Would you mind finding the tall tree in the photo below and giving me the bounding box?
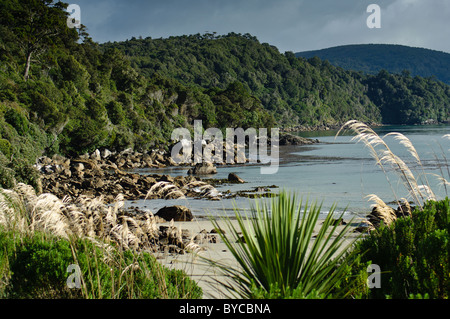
[0,0,75,80]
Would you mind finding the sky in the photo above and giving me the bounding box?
[71,0,450,54]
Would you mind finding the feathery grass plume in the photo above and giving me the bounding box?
[0,189,29,232]
[385,132,436,200]
[146,181,185,199]
[337,121,402,206]
[434,174,450,188]
[366,193,389,209]
[30,193,71,238]
[337,120,435,210]
[436,140,450,196]
[141,212,159,245]
[183,181,221,199]
[203,191,360,299]
[365,194,397,227]
[1,183,161,252]
[13,183,38,213]
[385,132,421,163]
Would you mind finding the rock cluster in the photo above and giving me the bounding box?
[355,202,414,233]
[36,150,221,203]
[127,206,221,255]
[279,133,320,146]
[187,162,217,175]
[155,224,222,255]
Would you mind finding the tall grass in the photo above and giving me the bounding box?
[337,120,449,211]
[0,183,162,250]
[204,191,360,299]
[0,183,202,299]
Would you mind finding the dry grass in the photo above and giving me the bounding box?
[145,180,221,200]
[0,184,162,252]
[146,181,186,200]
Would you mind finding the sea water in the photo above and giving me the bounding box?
[126,125,450,219]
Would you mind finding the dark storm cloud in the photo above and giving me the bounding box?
[72,0,450,53]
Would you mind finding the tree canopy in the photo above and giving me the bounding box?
[0,0,449,180]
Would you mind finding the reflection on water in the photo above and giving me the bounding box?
[127,125,450,219]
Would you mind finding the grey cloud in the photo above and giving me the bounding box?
[73,0,450,53]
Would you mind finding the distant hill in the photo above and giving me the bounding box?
[104,36,450,127]
[296,44,450,85]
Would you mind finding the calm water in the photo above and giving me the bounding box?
[126,125,450,219]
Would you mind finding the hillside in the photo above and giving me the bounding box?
[102,34,383,127]
[295,44,450,85]
[103,35,450,127]
[0,1,274,190]
[0,1,449,190]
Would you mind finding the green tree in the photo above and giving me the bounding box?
[0,0,77,80]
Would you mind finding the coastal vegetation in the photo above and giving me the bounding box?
[353,198,450,299]
[0,1,449,300]
[206,191,360,299]
[0,183,202,299]
[202,122,450,299]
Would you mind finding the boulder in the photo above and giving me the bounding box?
[90,149,101,161]
[329,218,347,226]
[187,162,217,175]
[72,162,85,172]
[155,205,193,222]
[228,172,245,183]
[101,149,113,159]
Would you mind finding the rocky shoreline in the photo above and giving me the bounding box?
[37,133,319,203]
[38,150,232,204]
[280,122,382,133]
[29,134,327,255]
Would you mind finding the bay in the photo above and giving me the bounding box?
[126,125,450,220]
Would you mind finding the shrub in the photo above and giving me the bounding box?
[4,107,29,136]
[352,198,450,299]
[0,165,16,190]
[106,100,126,125]
[0,231,202,299]
[0,138,12,159]
[7,158,41,193]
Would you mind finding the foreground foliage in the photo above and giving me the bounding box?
[206,191,360,299]
[352,198,450,299]
[0,185,202,299]
[0,230,202,299]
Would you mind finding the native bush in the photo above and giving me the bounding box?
[0,164,15,190]
[0,231,202,299]
[0,138,12,159]
[3,107,28,136]
[352,198,450,299]
[7,158,41,193]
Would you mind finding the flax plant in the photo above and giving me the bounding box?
[205,191,359,299]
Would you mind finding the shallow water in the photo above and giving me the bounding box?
[126,125,450,219]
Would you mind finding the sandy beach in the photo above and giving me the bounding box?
[154,216,364,299]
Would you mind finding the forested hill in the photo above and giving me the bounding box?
[102,34,382,128]
[295,44,450,85]
[102,35,450,128]
[0,0,450,191]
